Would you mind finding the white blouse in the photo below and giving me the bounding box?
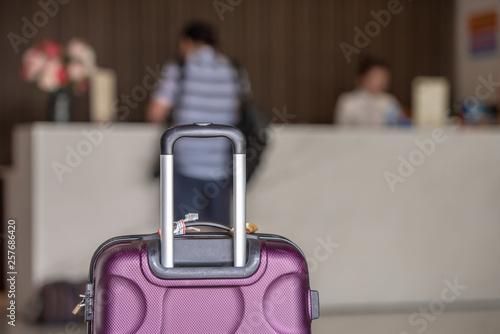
[335,89,403,126]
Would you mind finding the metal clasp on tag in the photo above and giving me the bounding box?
[173,213,199,235]
[159,213,199,237]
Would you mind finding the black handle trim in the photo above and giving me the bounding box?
[147,238,261,279]
[160,123,246,155]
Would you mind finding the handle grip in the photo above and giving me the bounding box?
[160,123,247,269]
[161,122,246,155]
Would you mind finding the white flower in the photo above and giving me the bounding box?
[67,38,96,77]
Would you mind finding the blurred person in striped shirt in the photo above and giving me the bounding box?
[147,21,251,226]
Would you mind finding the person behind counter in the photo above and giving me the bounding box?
[146,21,251,226]
[334,57,406,126]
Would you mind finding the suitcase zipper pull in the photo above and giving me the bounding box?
[72,294,86,315]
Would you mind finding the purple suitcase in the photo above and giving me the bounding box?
[81,123,320,333]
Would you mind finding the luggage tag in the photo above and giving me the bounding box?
[158,214,258,236]
[158,213,200,237]
[173,213,199,235]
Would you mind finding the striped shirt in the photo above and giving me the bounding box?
[153,46,250,180]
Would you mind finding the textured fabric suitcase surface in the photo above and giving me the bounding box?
[81,123,320,333]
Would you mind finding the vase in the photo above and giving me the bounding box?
[48,88,72,122]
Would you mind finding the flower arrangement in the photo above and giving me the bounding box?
[21,39,96,94]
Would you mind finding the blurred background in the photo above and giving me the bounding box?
[0,0,460,160]
[0,0,499,333]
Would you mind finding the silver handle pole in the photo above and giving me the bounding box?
[160,155,174,268]
[160,123,247,269]
[233,154,247,267]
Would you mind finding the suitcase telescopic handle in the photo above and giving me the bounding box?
[159,123,247,269]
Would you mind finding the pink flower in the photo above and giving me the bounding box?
[41,40,63,59]
[21,48,48,82]
[20,38,96,94]
[37,59,64,92]
[58,65,69,86]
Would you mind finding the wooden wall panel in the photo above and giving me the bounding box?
[0,0,455,164]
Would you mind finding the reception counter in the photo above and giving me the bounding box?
[5,123,500,311]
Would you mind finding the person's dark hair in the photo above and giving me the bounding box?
[357,57,390,77]
[181,21,217,46]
